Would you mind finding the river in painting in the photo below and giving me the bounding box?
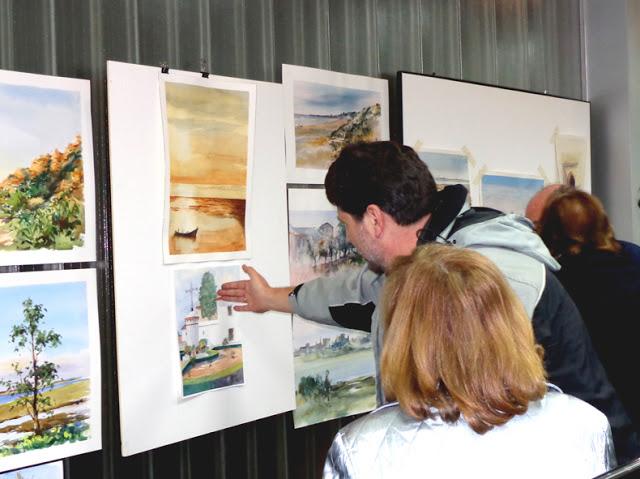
[169,196,245,255]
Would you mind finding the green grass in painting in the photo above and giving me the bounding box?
[0,379,89,423]
[294,375,377,428]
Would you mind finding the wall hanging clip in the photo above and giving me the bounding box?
[200,59,210,78]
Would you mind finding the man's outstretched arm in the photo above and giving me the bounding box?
[217,264,295,313]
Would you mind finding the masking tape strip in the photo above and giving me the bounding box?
[472,164,487,187]
[537,166,551,184]
[461,145,476,169]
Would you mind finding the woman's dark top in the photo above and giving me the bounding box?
[556,240,640,430]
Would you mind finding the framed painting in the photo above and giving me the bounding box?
[283,65,389,184]
[480,172,544,216]
[0,269,100,472]
[288,186,376,428]
[0,461,62,479]
[172,264,246,398]
[399,71,591,206]
[160,75,256,264]
[0,69,96,266]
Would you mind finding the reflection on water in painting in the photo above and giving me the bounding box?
[169,196,245,254]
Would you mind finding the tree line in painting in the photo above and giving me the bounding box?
[327,103,381,153]
[0,298,89,456]
[0,137,84,251]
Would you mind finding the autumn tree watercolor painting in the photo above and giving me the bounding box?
[0,71,95,266]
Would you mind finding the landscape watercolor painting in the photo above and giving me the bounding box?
[0,70,95,266]
[161,77,255,263]
[293,81,381,170]
[417,150,471,192]
[283,65,389,183]
[288,187,376,428]
[174,265,245,398]
[0,461,62,479]
[555,134,588,189]
[481,173,544,216]
[0,270,100,473]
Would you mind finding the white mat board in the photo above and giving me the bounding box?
[107,61,295,457]
[400,72,591,206]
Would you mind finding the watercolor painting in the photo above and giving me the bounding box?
[174,265,245,398]
[293,81,381,170]
[288,187,376,428]
[417,150,471,192]
[0,70,95,266]
[0,461,62,479]
[555,134,587,188]
[283,65,389,183]
[481,173,544,216]
[0,270,100,473]
[161,77,255,263]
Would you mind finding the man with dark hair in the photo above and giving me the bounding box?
[219,141,638,464]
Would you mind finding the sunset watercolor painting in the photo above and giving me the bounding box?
[160,76,255,263]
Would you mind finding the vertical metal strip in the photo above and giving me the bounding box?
[125,0,141,64]
[0,0,14,70]
[45,0,57,75]
[199,0,212,72]
[166,0,179,66]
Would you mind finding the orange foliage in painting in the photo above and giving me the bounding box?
[0,135,84,199]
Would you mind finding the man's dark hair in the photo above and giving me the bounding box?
[324,141,437,225]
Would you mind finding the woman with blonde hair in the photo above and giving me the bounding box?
[538,189,640,444]
[324,244,614,478]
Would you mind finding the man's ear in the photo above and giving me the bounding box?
[364,204,385,238]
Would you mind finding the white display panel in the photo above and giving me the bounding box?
[107,61,295,456]
[400,72,591,207]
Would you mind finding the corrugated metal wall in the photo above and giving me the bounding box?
[0,1,583,478]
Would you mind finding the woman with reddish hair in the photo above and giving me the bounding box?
[323,244,614,478]
[538,189,640,435]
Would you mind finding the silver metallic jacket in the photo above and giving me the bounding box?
[323,391,616,479]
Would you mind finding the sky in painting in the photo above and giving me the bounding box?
[0,461,63,479]
[289,210,338,229]
[166,82,249,190]
[418,151,469,182]
[0,282,89,382]
[0,82,80,179]
[482,174,544,215]
[293,317,369,350]
[294,80,380,116]
[173,266,243,329]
